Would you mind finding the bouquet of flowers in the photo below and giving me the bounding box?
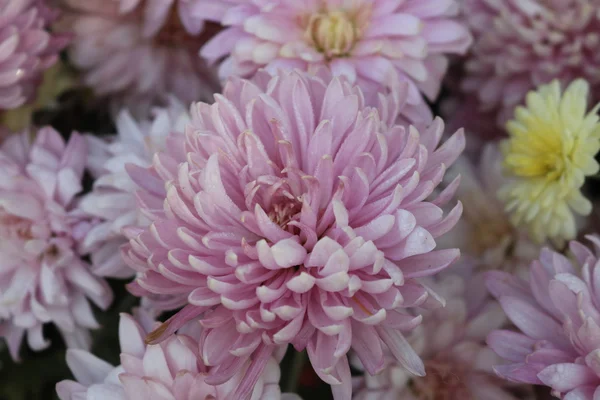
[1,1,599,399]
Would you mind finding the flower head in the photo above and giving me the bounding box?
[487,235,600,399]
[353,269,523,400]
[440,144,540,277]
[461,0,600,126]
[122,69,465,399]
[80,99,190,278]
[0,0,69,110]
[61,0,220,113]
[499,79,600,243]
[200,0,471,109]
[56,312,294,400]
[0,128,112,360]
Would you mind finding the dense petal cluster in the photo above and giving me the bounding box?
[0,128,112,360]
[61,0,220,113]
[200,0,471,110]
[56,312,296,400]
[499,79,600,243]
[353,268,521,399]
[487,236,600,399]
[122,69,464,399]
[461,0,600,125]
[80,99,190,278]
[439,143,539,277]
[4,0,600,398]
[0,0,69,110]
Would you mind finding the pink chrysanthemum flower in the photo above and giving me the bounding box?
[487,236,600,399]
[61,0,220,113]
[80,99,190,279]
[0,128,112,360]
[353,268,524,399]
[461,0,600,126]
[122,69,465,399]
[0,0,69,110]
[199,0,472,110]
[56,312,300,400]
[438,143,540,278]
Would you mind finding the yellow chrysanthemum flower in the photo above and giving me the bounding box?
[500,79,600,243]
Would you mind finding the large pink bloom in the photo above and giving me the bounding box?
[122,69,464,399]
[487,236,600,399]
[461,0,600,126]
[0,128,112,360]
[199,0,472,110]
[353,268,523,399]
[56,311,299,400]
[0,0,69,109]
[61,0,220,114]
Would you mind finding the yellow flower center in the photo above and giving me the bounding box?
[503,129,572,181]
[306,10,358,58]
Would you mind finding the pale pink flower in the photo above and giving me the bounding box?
[487,236,600,399]
[56,312,300,400]
[60,0,220,114]
[0,0,69,109]
[353,268,524,399]
[122,69,465,399]
[461,0,600,126]
[199,0,472,111]
[0,128,112,360]
[438,143,540,278]
[80,99,190,278]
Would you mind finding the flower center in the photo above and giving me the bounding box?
[306,10,358,59]
[503,127,571,182]
[411,359,470,400]
[461,192,514,257]
[268,201,302,230]
[246,174,304,233]
[0,208,33,241]
[0,205,63,262]
[473,220,513,257]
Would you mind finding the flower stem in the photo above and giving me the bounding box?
[285,350,307,393]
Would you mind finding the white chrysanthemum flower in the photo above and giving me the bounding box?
[80,99,190,278]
